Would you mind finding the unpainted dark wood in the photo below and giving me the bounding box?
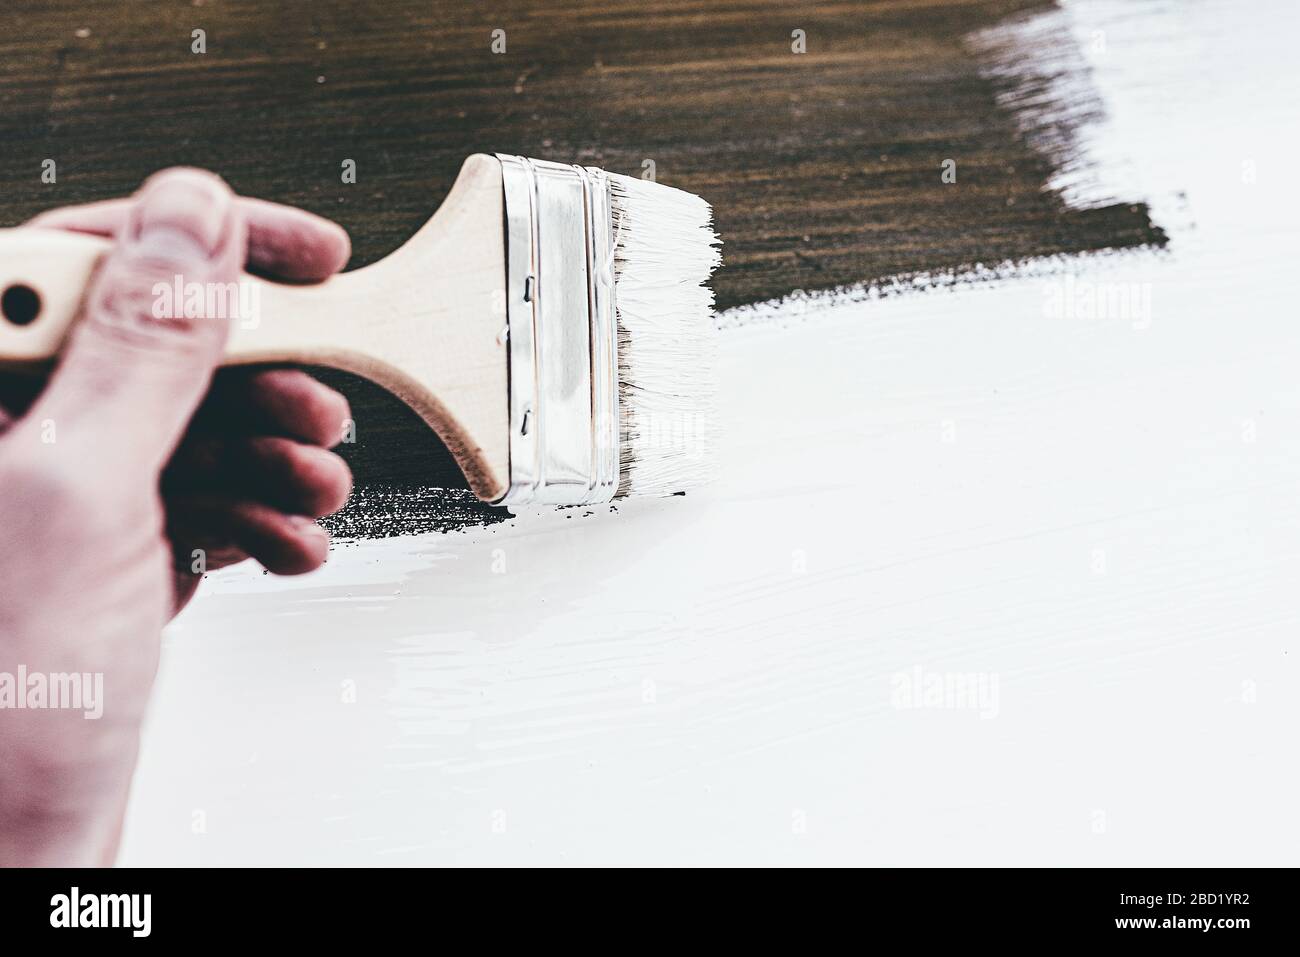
[0,1,1164,536]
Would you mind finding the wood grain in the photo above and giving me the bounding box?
[0,0,1165,536]
[0,154,513,500]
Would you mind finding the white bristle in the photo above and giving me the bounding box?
[607,173,722,498]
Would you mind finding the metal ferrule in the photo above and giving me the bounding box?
[495,154,619,506]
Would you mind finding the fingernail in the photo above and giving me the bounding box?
[135,174,232,257]
[287,515,327,538]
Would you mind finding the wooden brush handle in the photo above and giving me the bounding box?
[0,154,511,502]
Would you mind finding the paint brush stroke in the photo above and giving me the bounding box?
[323,486,509,542]
[967,4,1123,210]
[338,0,1176,537]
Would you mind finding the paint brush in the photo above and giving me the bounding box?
[0,154,722,506]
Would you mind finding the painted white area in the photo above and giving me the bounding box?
[121,0,1300,865]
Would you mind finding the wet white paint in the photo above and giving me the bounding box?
[121,0,1300,865]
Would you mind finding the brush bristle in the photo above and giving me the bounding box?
[608,173,722,498]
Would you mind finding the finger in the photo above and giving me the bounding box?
[164,435,353,516]
[186,545,251,573]
[30,168,246,475]
[165,506,253,613]
[191,368,352,446]
[164,505,249,616]
[168,496,329,575]
[26,200,135,235]
[238,197,352,280]
[29,195,351,281]
[166,530,250,575]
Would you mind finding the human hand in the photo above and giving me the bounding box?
[0,168,353,865]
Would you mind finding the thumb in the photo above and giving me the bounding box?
[31,168,247,475]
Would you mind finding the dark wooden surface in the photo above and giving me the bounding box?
[0,0,1163,537]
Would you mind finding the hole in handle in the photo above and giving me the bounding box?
[1,284,42,326]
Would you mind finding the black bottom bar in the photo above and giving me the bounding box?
[0,867,1285,943]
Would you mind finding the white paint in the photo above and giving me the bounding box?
[121,0,1300,865]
